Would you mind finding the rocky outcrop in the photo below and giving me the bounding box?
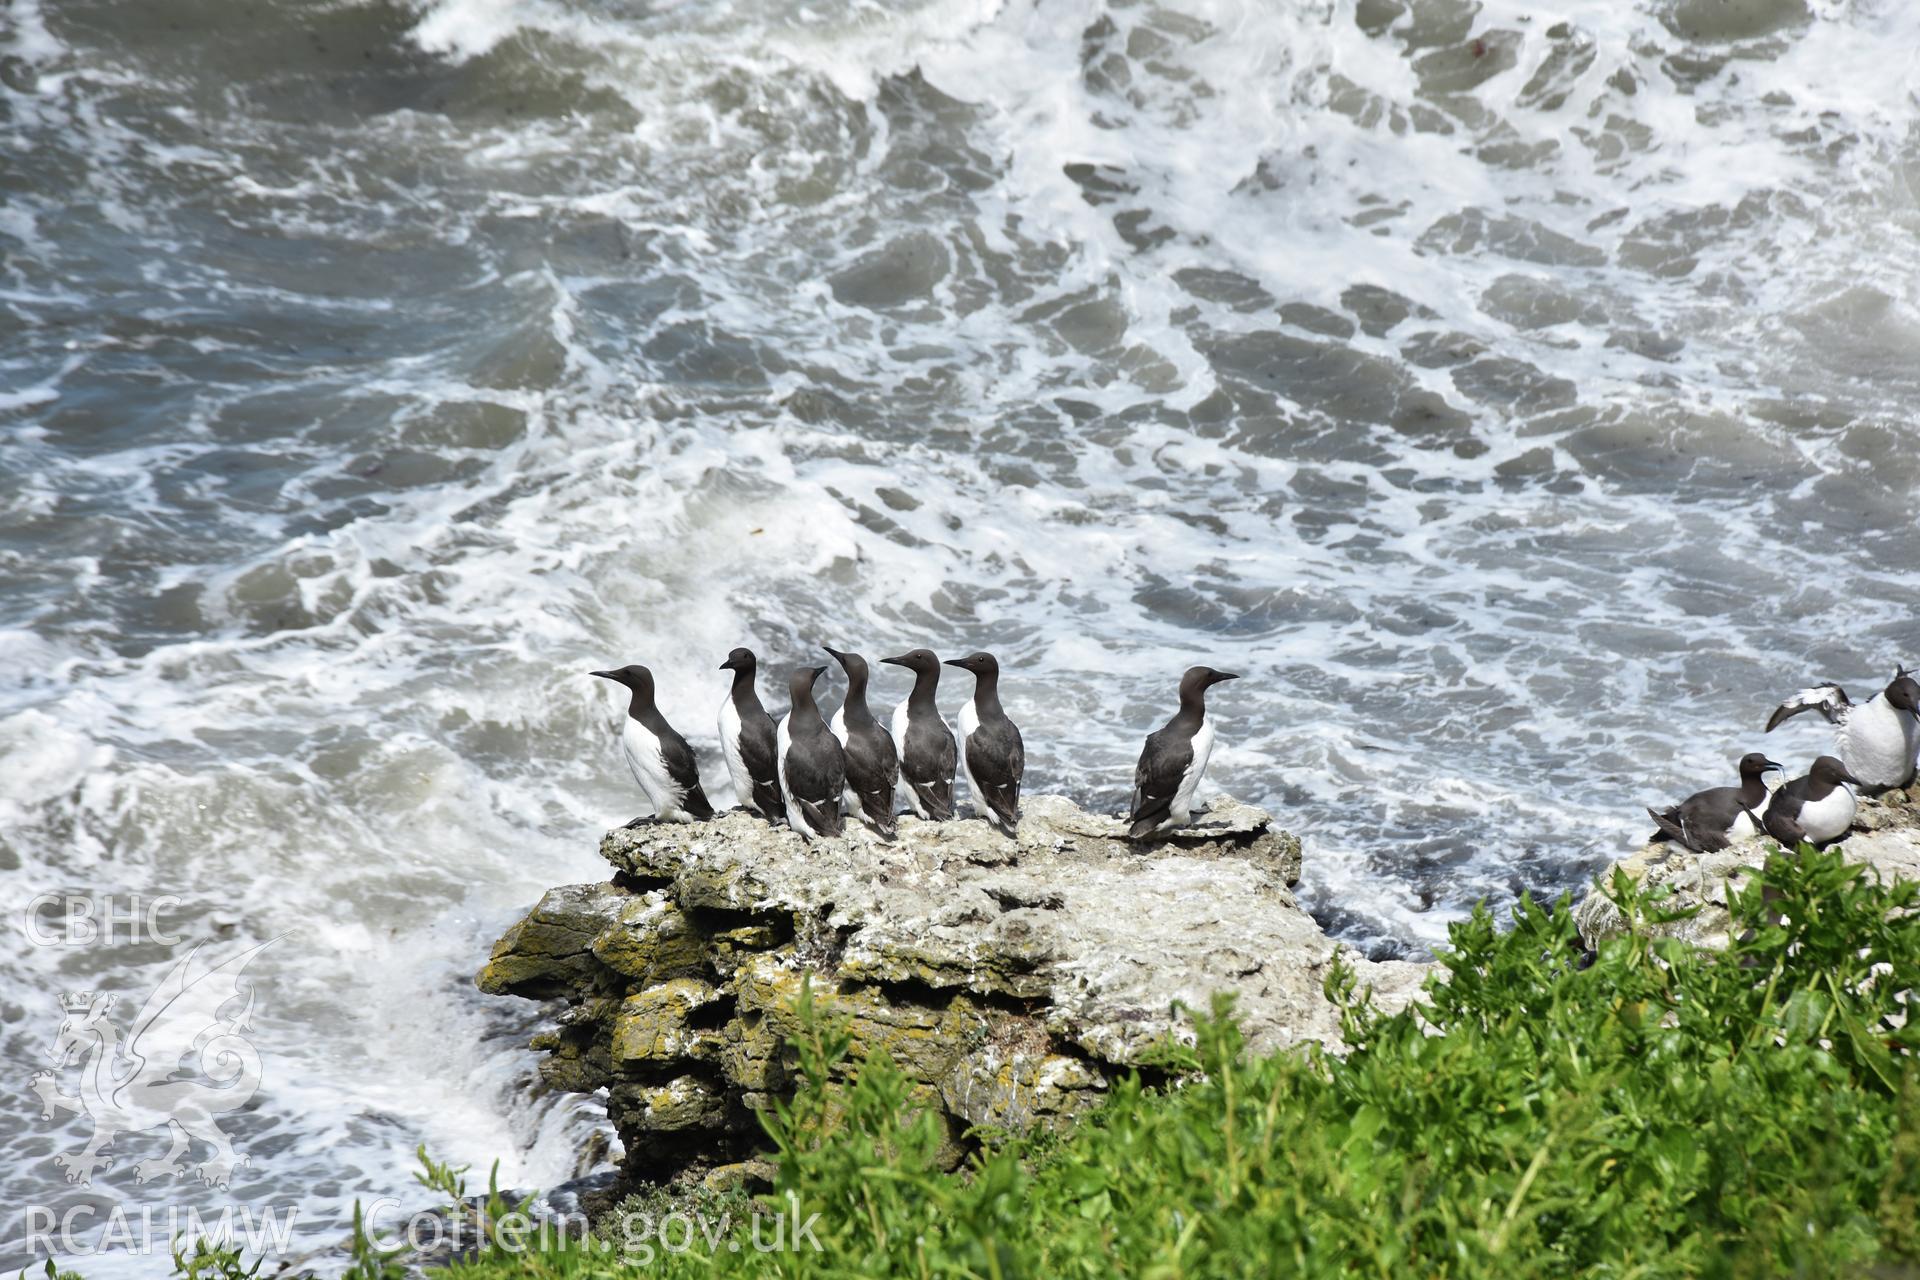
[1575,788,1920,949]
[478,795,1430,1182]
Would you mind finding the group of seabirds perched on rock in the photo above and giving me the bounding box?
[591,649,1238,842]
[1648,665,1920,853]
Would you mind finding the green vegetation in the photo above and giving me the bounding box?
[64,843,1920,1278]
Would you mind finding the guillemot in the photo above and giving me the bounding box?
[716,647,784,823]
[1765,666,1920,792]
[1762,754,1862,848]
[880,649,957,821]
[944,651,1024,833]
[776,665,846,840]
[1646,752,1783,853]
[590,665,714,824]
[1128,666,1239,840]
[824,645,900,839]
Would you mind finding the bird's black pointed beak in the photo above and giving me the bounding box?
[1212,671,1241,684]
[880,654,909,667]
[1841,768,1865,787]
[1763,759,1786,775]
[943,658,966,669]
[812,665,829,680]
[822,645,846,664]
[590,669,618,681]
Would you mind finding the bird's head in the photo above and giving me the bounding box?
[823,646,868,682]
[1181,666,1241,697]
[1887,673,1920,714]
[590,664,653,696]
[1810,755,1863,789]
[942,652,998,679]
[881,648,940,677]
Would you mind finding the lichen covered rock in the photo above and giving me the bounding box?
[478,794,1425,1182]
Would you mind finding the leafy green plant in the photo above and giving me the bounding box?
[168,1240,261,1280]
[415,1146,539,1254]
[339,1199,408,1280]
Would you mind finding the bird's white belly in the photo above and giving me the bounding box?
[1798,785,1858,844]
[621,719,687,821]
[1843,700,1920,789]
[1169,718,1216,825]
[718,698,753,811]
[889,701,914,815]
[957,697,984,813]
[1727,807,1760,841]
[828,707,868,818]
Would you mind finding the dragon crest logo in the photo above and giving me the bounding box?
[31,940,271,1189]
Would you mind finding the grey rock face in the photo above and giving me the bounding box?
[479,795,1427,1181]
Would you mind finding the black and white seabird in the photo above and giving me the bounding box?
[944,652,1023,832]
[590,664,714,824]
[1763,755,1862,847]
[776,666,846,840]
[1646,752,1783,853]
[1128,666,1240,840]
[880,649,957,821]
[824,646,900,839]
[1765,666,1920,792]
[716,647,785,823]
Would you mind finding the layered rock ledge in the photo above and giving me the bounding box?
[1575,788,1920,949]
[477,795,1430,1182]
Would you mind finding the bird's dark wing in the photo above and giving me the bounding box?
[902,718,956,821]
[785,736,846,836]
[1129,727,1188,839]
[794,794,842,837]
[1646,806,1689,850]
[739,710,786,819]
[1766,683,1849,732]
[967,718,1023,830]
[659,728,714,819]
[1673,785,1746,853]
[843,725,900,837]
[1763,781,1808,846]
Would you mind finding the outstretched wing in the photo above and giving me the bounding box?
[121,940,273,1095]
[1765,683,1849,732]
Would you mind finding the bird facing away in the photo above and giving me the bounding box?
[1762,754,1862,848]
[776,666,846,840]
[825,646,900,839]
[944,651,1024,832]
[717,647,784,823]
[1646,752,1782,853]
[591,664,714,824]
[881,649,957,821]
[1765,667,1920,792]
[1129,666,1240,840]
